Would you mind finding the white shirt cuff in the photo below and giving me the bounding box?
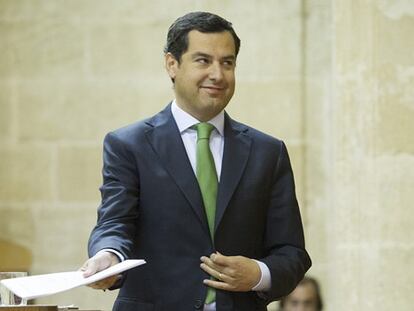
[251,260,271,292]
[97,248,125,262]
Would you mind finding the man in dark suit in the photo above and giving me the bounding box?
[81,11,311,311]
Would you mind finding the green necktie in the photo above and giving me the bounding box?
[194,122,218,304]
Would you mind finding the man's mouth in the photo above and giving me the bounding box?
[200,86,225,94]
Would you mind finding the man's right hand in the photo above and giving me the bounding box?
[80,251,121,290]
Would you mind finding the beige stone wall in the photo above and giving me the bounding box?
[304,0,414,310]
[1,0,412,310]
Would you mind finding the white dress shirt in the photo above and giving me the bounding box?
[171,100,225,180]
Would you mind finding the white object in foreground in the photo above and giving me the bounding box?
[0,259,146,300]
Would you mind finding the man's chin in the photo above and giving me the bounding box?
[198,102,229,118]
[202,94,231,106]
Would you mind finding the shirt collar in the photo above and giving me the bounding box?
[171,100,225,136]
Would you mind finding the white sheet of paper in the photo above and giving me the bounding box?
[0,259,145,300]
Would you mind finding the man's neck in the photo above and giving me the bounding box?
[174,101,219,122]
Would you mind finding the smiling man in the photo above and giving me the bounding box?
[82,12,311,311]
[165,29,236,122]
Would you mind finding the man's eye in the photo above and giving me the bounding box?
[222,59,235,68]
[196,58,209,64]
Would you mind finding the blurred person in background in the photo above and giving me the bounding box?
[279,277,323,311]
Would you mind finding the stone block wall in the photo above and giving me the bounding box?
[304,1,414,310]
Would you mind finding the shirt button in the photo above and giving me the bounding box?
[194,299,203,309]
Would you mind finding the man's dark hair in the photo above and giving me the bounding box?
[279,277,323,311]
[164,11,241,62]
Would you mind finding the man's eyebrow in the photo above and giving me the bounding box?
[191,52,212,59]
[222,55,236,62]
[191,52,236,61]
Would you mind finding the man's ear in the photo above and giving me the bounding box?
[165,53,179,81]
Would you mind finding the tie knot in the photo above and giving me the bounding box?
[194,123,215,140]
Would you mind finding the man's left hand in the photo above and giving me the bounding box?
[200,252,261,292]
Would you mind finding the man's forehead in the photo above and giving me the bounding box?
[186,30,236,54]
[289,283,318,299]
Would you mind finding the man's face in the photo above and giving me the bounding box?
[165,30,236,121]
[283,283,319,311]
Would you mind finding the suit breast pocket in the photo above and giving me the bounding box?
[113,297,154,311]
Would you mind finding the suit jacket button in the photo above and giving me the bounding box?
[194,299,203,309]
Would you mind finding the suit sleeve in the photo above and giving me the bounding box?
[88,131,140,260]
[260,141,312,300]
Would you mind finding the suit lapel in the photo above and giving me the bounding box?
[145,106,252,240]
[215,114,252,232]
[144,105,210,237]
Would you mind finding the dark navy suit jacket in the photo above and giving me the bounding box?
[88,104,311,311]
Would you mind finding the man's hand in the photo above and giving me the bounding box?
[80,251,121,290]
[200,252,261,292]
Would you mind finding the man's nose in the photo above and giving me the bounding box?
[208,62,224,81]
[297,304,310,311]
[291,304,307,311]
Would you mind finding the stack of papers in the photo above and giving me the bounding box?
[0,259,145,300]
